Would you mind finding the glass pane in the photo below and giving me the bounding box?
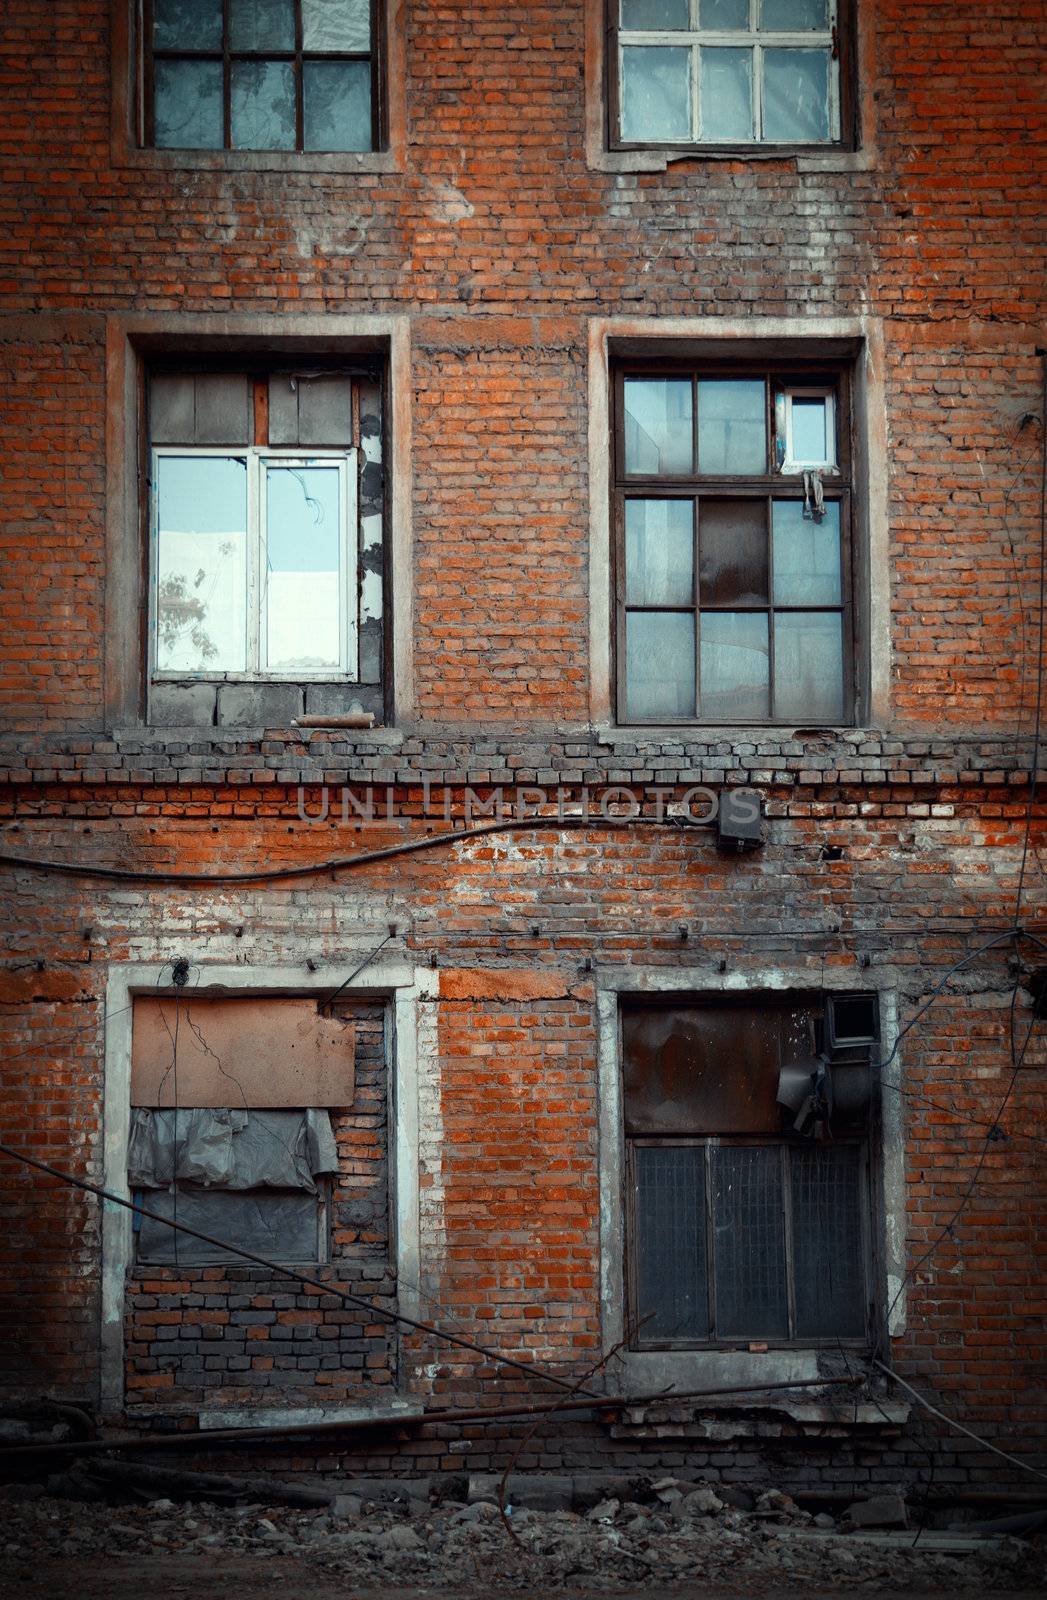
[700,0,750,28]
[699,610,769,719]
[626,499,694,606]
[791,1145,866,1339]
[621,0,690,26]
[792,396,832,463]
[762,47,830,141]
[229,0,295,52]
[761,0,828,29]
[700,47,753,140]
[155,456,248,673]
[626,612,696,719]
[231,59,296,149]
[154,59,223,149]
[624,379,693,474]
[302,0,372,52]
[773,611,844,722]
[633,1146,709,1342]
[699,499,767,605]
[712,1146,788,1338]
[265,465,342,670]
[772,499,840,604]
[304,60,373,152]
[697,380,766,473]
[621,47,692,143]
[153,0,222,50]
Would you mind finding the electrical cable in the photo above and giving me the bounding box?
[873,1359,1047,1484]
[1014,349,1047,926]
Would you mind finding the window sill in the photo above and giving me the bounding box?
[111,143,401,176]
[594,724,864,746]
[590,144,871,176]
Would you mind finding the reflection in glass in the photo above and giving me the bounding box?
[621,0,689,25]
[698,380,766,473]
[155,456,248,672]
[700,611,769,719]
[231,60,296,150]
[700,0,750,27]
[302,0,372,52]
[154,59,223,149]
[700,47,753,140]
[153,0,222,50]
[772,500,841,604]
[763,47,830,141]
[699,500,767,605]
[229,0,295,52]
[760,0,828,29]
[624,379,694,474]
[621,47,692,143]
[626,500,695,606]
[773,611,843,722]
[304,60,372,151]
[264,466,342,670]
[626,612,696,719]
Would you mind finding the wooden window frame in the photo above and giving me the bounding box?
[611,356,856,727]
[141,0,386,154]
[606,0,856,155]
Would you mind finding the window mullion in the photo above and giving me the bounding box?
[294,0,305,152]
[222,0,231,149]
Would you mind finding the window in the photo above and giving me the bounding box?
[610,0,847,149]
[148,364,385,690]
[613,361,853,724]
[143,0,381,152]
[622,993,877,1347]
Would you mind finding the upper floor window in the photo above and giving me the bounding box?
[144,0,380,152]
[611,0,846,148]
[613,359,853,725]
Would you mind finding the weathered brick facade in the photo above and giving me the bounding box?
[0,0,1044,1497]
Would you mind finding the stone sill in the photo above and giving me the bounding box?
[589,146,876,176]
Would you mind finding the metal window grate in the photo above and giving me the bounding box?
[633,1144,709,1340]
[712,1145,789,1337]
[791,1142,865,1337]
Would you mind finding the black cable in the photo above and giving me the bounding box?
[1015,350,1047,925]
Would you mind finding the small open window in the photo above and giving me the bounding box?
[774,385,837,473]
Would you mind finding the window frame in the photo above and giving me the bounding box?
[149,443,358,683]
[606,0,856,154]
[611,355,856,727]
[140,0,386,155]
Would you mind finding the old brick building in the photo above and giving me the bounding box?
[0,0,1045,1498]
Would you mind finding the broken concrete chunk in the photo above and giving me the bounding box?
[586,1498,620,1523]
[843,1492,909,1529]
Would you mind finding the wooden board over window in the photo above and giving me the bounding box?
[131,997,355,1108]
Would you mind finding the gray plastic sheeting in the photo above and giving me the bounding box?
[128,1107,339,1193]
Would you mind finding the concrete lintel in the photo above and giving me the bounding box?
[197,1397,421,1431]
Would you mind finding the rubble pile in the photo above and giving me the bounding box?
[0,1472,1043,1592]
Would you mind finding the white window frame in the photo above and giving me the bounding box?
[776,385,838,473]
[617,0,841,147]
[150,444,358,682]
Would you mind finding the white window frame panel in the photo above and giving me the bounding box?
[617,0,840,147]
[150,444,358,683]
[777,385,838,474]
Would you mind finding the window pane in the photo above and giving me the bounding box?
[699,610,769,719]
[136,1187,319,1265]
[791,396,833,464]
[229,0,295,52]
[302,0,372,52]
[624,379,693,474]
[264,465,342,670]
[153,0,222,50]
[772,499,840,605]
[773,610,844,722]
[791,1145,866,1339]
[697,379,766,473]
[154,59,223,149]
[760,0,828,29]
[626,499,694,606]
[712,1146,788,1338]
[621,47,692,143]
[700,0,750,28]
[700,47,753,140]
[633,1145,709,1341]
[621,0,690,26]
[626,612,696,719]
[304,60,372,152]
[762,47,830,141]
[699,499,768,605]
[231,60,296,150]
[155,456,248,673]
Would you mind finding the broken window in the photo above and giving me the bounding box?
[610,0,848,148]
[622,994,877,1347]
[613,361,853,725]
[148,364,385,692]
[142,0,382,153]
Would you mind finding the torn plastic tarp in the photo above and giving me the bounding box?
[128,1108,339,1194]
[134,1187,323,1265]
